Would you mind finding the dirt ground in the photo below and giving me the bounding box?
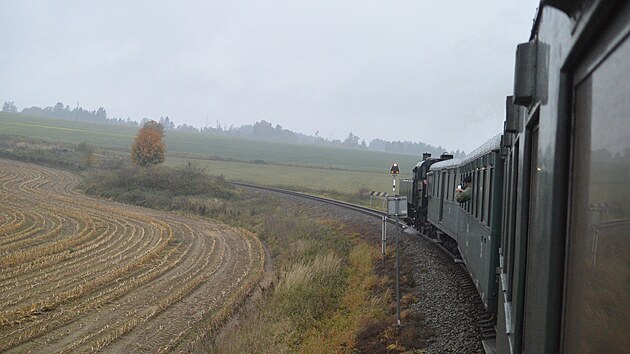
[0,158,265,353]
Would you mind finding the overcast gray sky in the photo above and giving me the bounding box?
[1,0,539,153]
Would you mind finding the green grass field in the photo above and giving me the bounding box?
[0,112,419,195]
[165,155,393,193]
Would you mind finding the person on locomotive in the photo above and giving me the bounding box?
[455,175,472,203]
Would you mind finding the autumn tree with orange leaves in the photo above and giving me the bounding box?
[131,120,166,166]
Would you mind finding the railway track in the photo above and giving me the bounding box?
[231,181,464,261]
[232,181,492,352]
[230,182,387,218]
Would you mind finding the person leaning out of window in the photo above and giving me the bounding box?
[456,175,472,203]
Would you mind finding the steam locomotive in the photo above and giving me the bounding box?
[400,1,630,352]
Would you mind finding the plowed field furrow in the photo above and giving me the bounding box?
[0,217,147,301]
[0,207,42,247]
[0,209,20,231]
[0,170,22,189]
[0,215,123,283]
[58,230,222,352]
[0,159,265,353]
[0,215,118,285]
[0,208,72,258]
[0,218,159,310]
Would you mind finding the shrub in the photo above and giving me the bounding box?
[131,121,165,166]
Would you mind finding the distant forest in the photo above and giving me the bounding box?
[2,101,465,157]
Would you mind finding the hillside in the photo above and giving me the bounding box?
[0,112,429,197]
[0,112,427,173]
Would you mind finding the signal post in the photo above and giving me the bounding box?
[386,162,406,327]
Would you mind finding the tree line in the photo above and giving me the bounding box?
[194,120,464,157]
[3,101,138,126]
[3,100,465,157]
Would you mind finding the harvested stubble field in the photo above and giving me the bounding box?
[0,158,265,352]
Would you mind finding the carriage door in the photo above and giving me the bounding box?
[563,12,630,352]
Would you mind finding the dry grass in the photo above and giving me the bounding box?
[0,139,415,352]
[277,252,342,292]
[298,243,386,353]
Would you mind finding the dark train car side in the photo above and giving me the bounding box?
[426,135,504,313]
[402,1,629,352]
[497,0,630,353]
[401,153,453,229]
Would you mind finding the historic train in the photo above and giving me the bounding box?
[399,1,629,352]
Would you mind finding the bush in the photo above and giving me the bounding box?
[0,135,91,170]
[81,161,235,211]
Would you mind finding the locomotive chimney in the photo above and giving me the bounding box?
[422,152,431,160]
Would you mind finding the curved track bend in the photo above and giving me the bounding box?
[231,182,462,260]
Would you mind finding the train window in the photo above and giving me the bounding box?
[447,172,451,201]
[472,171,476,217]
[479,169,483,222]
[435,173,438,198]
[452,172,457,201]
[469,171,474,215]
[502,157,512,258]
[451,170,454,200]
[462,172,466,211]
[444,171,448,200]
[473,170,477,217]
[436,172,441,199]
[451,171,455,200]
[470,172,473,214]
[487,168,493,226]
[563,32,630,352]
[439,172,443,199]
[474,170,477,215]
[455,172,459,202]
[477,170,482,219]
[476,170,480,217]
[441,171,446,200]
[467,171,471,214]
[480,169,486,223]
[472,170,481,218]
[446,171,451,200]
[467,172,471,214]
[478,170,482,219]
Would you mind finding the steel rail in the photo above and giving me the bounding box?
[230,181,386,219]
[230,181,463,262]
